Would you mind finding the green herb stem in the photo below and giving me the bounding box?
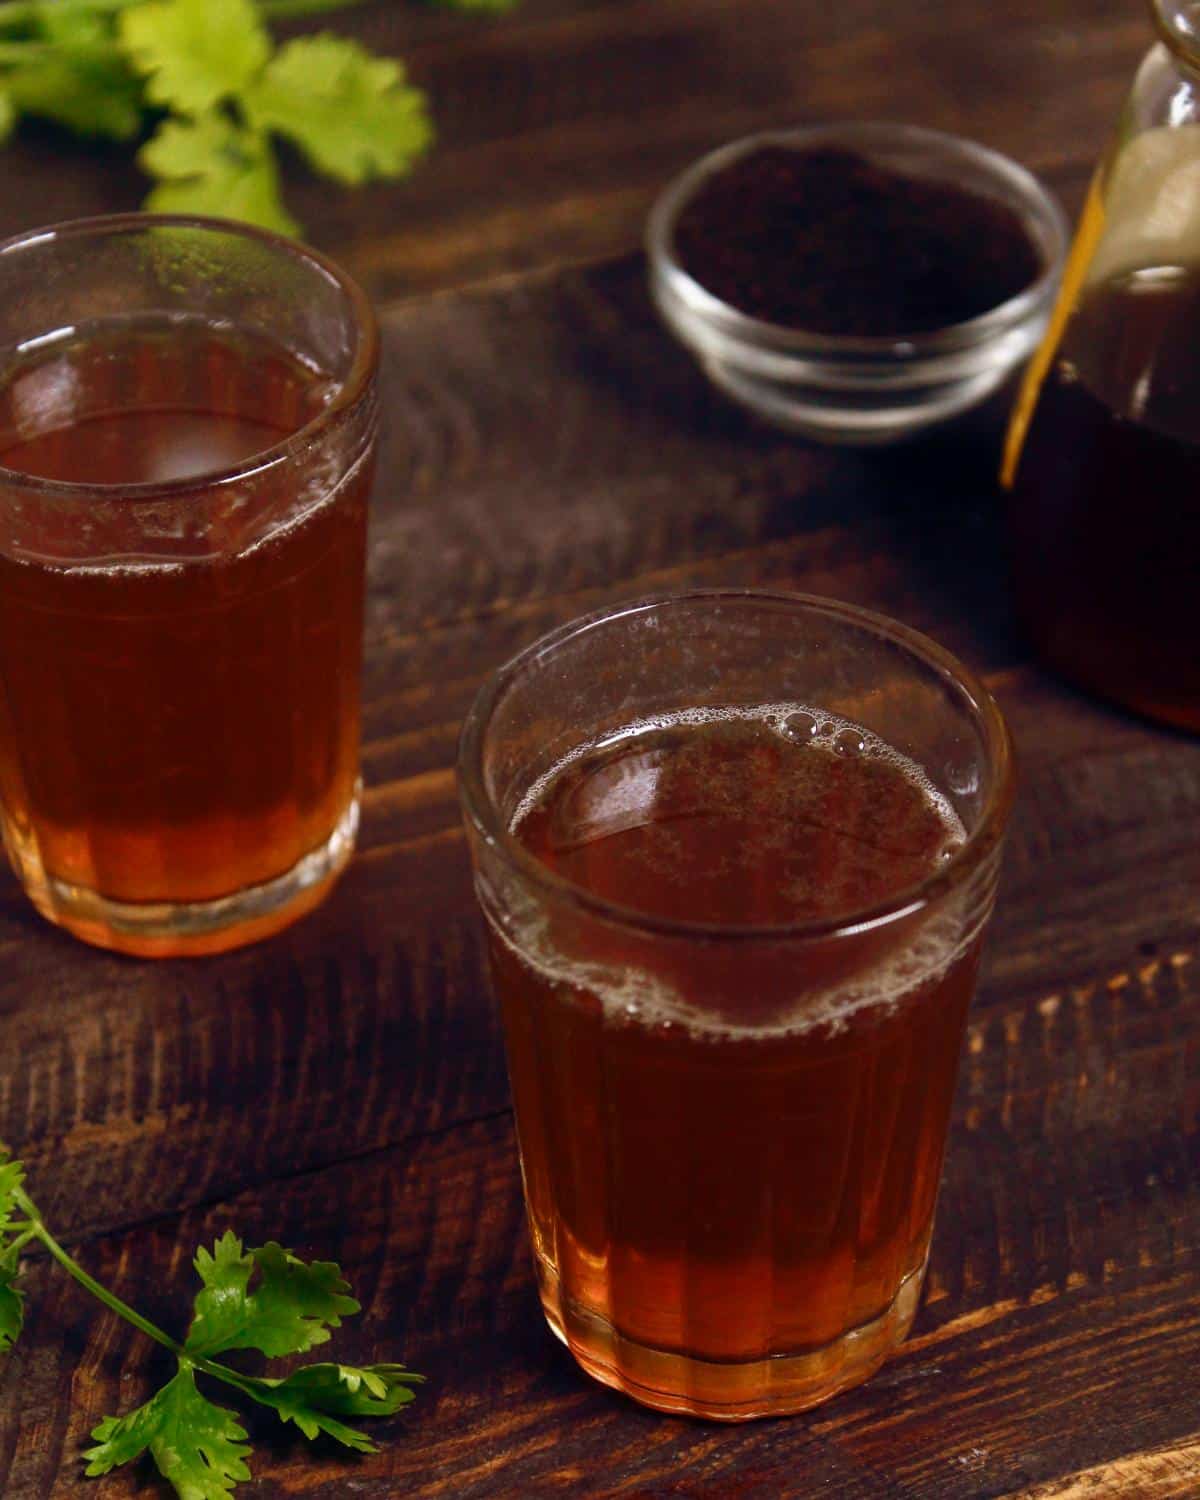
[188,1356,274,1403]
[13,1187,183,1359]
[9,1187,328,1412]
[3,1225,38,1257]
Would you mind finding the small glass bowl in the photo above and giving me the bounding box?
[646,122,1069,445]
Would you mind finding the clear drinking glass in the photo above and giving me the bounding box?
[0,215,378,956]
[458,590,1014,1419]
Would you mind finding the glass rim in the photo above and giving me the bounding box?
[1153,0,1200,68]
[457,588,1016,944]
[0,212,380,502]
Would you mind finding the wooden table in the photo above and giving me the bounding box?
[2,1,1198,1495]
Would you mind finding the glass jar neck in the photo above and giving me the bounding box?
[1154,0,1200,71]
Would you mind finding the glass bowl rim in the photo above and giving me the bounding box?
[646,120,1069,362]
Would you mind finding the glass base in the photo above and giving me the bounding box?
[20,791,359,958]
[536,1249,928,1421]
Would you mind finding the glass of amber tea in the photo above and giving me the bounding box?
[458,591,1014,1419]
[0,216,377,957]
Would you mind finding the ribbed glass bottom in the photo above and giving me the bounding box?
[18,790,359,958]
[536,1246,929,1421]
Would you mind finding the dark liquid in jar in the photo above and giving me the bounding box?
[1009,268,1200,732]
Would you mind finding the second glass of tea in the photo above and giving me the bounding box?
[0,215,378,957]
[459,591,1014,1419]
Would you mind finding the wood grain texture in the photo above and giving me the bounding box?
[1,0,1198,1495]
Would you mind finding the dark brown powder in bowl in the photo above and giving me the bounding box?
[671,145,1044,337]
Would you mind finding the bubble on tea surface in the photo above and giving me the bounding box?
[779,710,819,742]
[833,727,867,756]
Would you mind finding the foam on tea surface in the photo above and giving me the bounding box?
[495,704,978,1039]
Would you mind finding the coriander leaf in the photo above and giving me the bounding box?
[35,5,113,46]
[141,113,298,236]
[141,113,241,178]
[13,0,146,141]
[119,0,270,116]
[1,1154,28,1351]
[0,91,14,146]
[185,1235,359,1360]
[236,1362,422,1451]
[0,1263,22,1353]
[433,0,521,10]
[251,1361,422,1420]
[237,1363,420,1452]
[238,1380,375,1452]
[243,33,431,186]
[84,1364,251,1500]
[6,49,143,140]
[0,1156,24,1233]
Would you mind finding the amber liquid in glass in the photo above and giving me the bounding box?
[490,709,978,1414]
[0,323,369,951]
[1009,268,1200,732]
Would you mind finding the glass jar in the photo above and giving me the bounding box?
[1003,0,1200,733]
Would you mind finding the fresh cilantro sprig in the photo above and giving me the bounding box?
[0,1149,422,1499]
[0,0,515,236]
